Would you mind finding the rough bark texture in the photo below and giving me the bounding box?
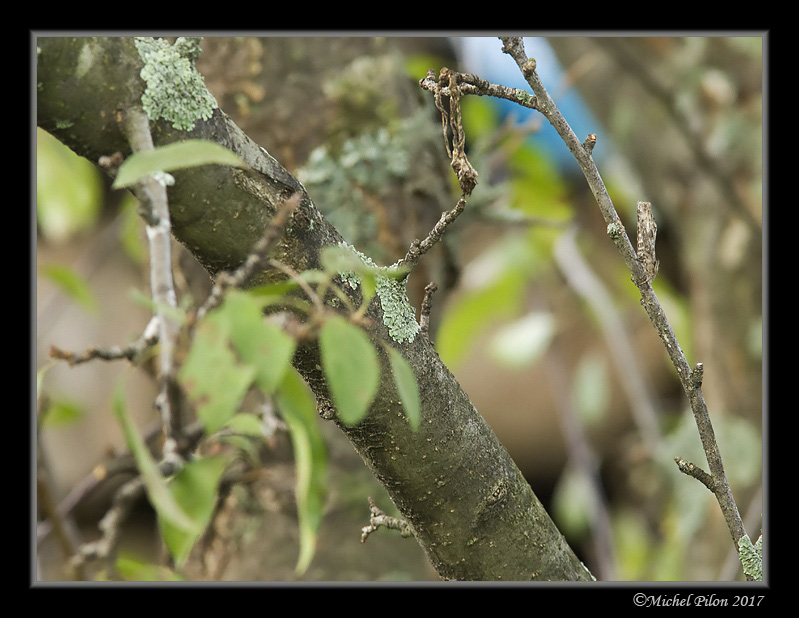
[37,36,593,581]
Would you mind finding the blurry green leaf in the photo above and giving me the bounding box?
[572,352,610,426]
[116,556,185,581]
[36,128,103,242]
[462,96,501,142]
[551,467,593,541]
[437,269,526,367]
[508,142,571,221]
[158,455,229,567]
[177,314,256,434]
[489,311,555,369]
[219,290,296,394]
[112,139,247,189]
[402,53,450,81]
[275,367,328,575]
[119,194,146,265]
[248,280,301,298]
[613,508,656,580]
[39,264,97,313]
[224,412,265,437]
[112,388,196,533]
[716,416,762,488]
[384,344,421,430]
[42,399,84,427]
[319,316,380,426]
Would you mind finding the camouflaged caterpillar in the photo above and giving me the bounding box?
[636,201,659,283]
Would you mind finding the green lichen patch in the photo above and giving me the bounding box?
[337,242,420,344]
[135,37,217,131]
[737,534,762,581]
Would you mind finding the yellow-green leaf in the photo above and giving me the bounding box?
[219,290,296,394]
[158,456,229,567]
[112,139,247,189]
[177,314,255,434]
[112,388,196,533]
[274,367,328,575]
[39,264,97,313]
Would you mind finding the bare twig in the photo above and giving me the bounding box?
[399,199,466,271]
[499,36,748,560]
[360,497,414,543]
[49,317,159,366]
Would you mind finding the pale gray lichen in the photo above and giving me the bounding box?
[134,37,217,131]
[337,242,420,344]
[737,534,762,581]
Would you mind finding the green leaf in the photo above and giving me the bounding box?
[42,399,84,427]
[37,128,103,242]
[218,290,296,394]
[177,314,256,434]
[39,264,97,313]
[437,269,526,367]
[384,344,421,430]
[319,316,380,426]
[572,351,610,426]
[112,139,247,189]
[489,311,555,369]
[274,367,328,575]
[224,412,266,437]
[158,455,229,567]
[116,556,184,581]
[112,388,196,534]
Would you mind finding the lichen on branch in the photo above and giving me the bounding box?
[135,37,217,131]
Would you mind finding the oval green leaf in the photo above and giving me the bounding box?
[384,344,421,430]
[113,139,247,189]
[319,316,379,426]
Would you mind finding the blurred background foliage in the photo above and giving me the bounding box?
[36,35,762,582]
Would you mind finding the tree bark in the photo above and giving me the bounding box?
[37,36,592,581]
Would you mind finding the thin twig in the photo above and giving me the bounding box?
[498,37,748,558]
[399,198,466,271]
[50,317,159,366]
[195,192,302,321]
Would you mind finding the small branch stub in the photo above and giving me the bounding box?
[583,133,597,155]
[360,497,414,543]
[636,201,659,284]
[420,282,438,339]
[691,362,704,389]
[674,456,716,493]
